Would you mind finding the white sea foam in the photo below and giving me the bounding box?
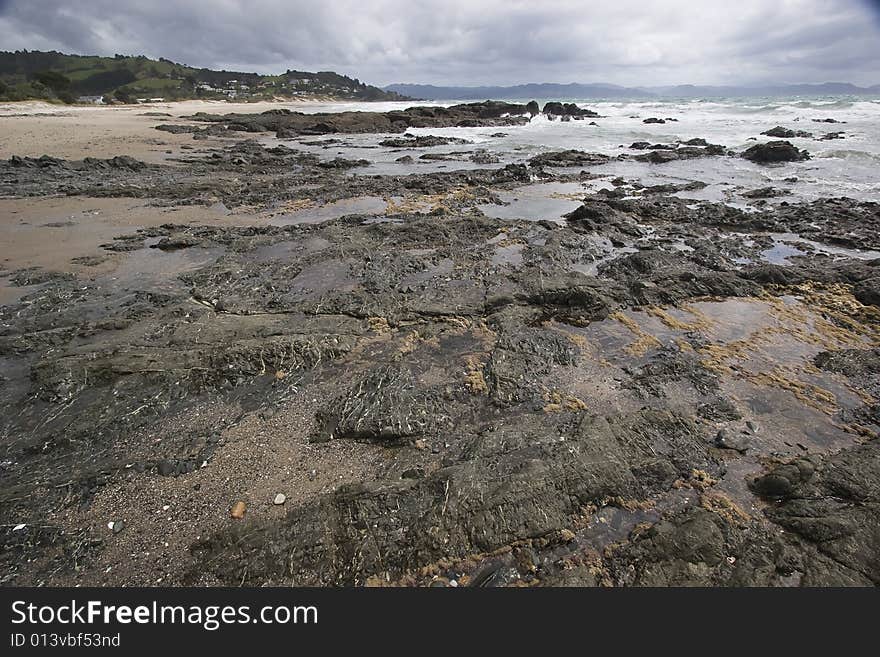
[266,95,880,204]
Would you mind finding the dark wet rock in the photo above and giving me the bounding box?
[698,398,742,422]
[528,150,610,168]
[742,264,806,285]
[813,118,844,124]
[187,410,717,585]
[9,154,149,172]
[606,509,726,583]
[470,149,500,164]
[70,255,110,267]
[629,142,674,151]
[598,247,761,305]
[151,234,200,251]
[819,132,845,141]
[155,124,203,134]
[8,268,75,286]
[395,155,414,164]
[742,141,810,163]
[379,135,472,148]
[634,150,679,164]
[9,154,66,168]
[419,152,455,161]
[814,347,880,401]
[643,117,665,124]
[750,458,817,500]
[602,503,872,586]
[742,187,791,199]
[853,277,880,306]
[520,273,618,320]
[624,347,719,398]
[317,157,370,169]
[761,126,813,139]
[157,460,177,477]
[187,101,531,138]
[525,101,540,117]
[542,102,599,118]
[714,428,749,453]
[642,181,707,195]
[756,444,880,584]
[814,348,880,377]
[313,364,450,443]
[483,325,583,404]
[633,143,727,164]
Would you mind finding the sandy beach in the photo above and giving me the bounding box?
[0,98,333,162]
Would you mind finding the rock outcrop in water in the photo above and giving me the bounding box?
[158,101,534,139]
[379,135,473,148]
[742,140,811,164]
[528,150,611,167]
[542,102,599,118]
[761,126,813,139]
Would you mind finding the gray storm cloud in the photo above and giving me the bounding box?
[0,0,877,86]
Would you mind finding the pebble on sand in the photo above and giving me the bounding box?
[230,501,247,519]
[273,493,286,505]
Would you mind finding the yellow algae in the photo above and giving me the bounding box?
[543,389,588,413]
[463,354,489,394]
[645,305,714,332]
[697,340,752,374]
[367,316,391,335]
[747,368,839,414]
[548,191,588,201]
[258,197,315,216]
[383,196,429,214]
[602,496,656,512]
[673,469,718,491]
[700,491,751,525]
[385,188,476,215]
[609,310,662,356]
[675,338,695,353]
[398,330,440,355]
[563,330,591,351]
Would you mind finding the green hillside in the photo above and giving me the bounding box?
[0,50,409,103]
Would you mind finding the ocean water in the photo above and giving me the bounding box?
[273,96,880,206]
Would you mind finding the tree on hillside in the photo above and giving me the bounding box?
[31,70,70,92]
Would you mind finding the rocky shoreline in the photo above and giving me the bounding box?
[1,101,878,587]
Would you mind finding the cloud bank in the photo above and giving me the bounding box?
[0,0,878,86]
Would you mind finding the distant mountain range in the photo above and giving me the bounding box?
[385,81,880,100]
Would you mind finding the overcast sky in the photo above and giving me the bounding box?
[1,0,878,87]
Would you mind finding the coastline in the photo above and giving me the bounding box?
[0,97,394,161]
[1,97,878,587]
